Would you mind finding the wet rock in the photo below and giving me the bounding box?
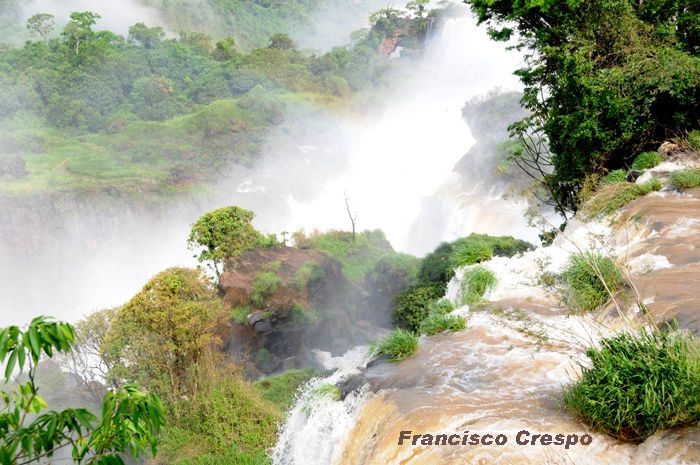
[248,311,272,333]
[627,170,643,182]
[338,371,367,400]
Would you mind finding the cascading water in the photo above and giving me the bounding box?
[283,5,528,253]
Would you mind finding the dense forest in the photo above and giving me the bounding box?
[0,1,432,196]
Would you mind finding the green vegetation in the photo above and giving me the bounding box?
[231,305,251,325]
[253,369,321,412]
[0,3,438,197]
[188,206,273,278]
[428,298,454,315]
[292,260,325,291]
[310,383,341,401]
[564,329,700,443]
[290,303,319,324]
[630,151,663,171]
[459,266,497,307]
[585,179,663,218]
[157,368,280,465]
[251,271,282,307]
[366,253,422,285]
[418,312,466,336]
[104,267,225,398]
[296,229,395,282]
[391,283,445,332]
[369,329,419,362]
[0,317,164,465]
[689,130,700,151]
[560,253,624,313]
[602,169,628,184]
[669,169,700,190]
[450,233,533,268]
[467,0,700,214]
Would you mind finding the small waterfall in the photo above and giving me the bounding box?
[271,346,373,465]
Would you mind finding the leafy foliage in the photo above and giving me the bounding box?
[253,369,320,412]
[188,206,269,277]
[564,329,700,443]
[391,283,445,332]
[418,312,466,336]
[560,253,624,313]
[104,268,225,397]
[0,317,164,465]
[292,260,325,291]
[369,329,419,362]
[467,0,700,213]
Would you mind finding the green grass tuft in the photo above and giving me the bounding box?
[419,312,466,336]
[602,169,628,184]
[310,383,341,401]
[687,130,700,152]
[585,179,662,217]
[564,329,700,443]
[560,253,624,313]
[231,306,251,325]
[292,260,325,291]
[669,169,700,190]
[459,266,497,306]
[369,329,419,362]
[630,151,662,171]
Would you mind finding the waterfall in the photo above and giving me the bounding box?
[283,5,526,254]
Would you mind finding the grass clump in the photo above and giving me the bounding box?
[450,240,493,267]
[687,129,700,152]
[564,329,700,443]
[290,303,319,324]
[459,266,497,306]
[585,179,662,217]
[310,383,341,401]
[560,253,624,313]
[630,151,662,171]
[254,369,321,412]
[602,169,627,184]
[369,329,419,362]
[428,298,454,315]
[419,312,466,336]
[250,271,281,307]
[669,169,700,190]
[391,283,445,332]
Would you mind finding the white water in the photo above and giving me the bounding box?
[284,8,524,252]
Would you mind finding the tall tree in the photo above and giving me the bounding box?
[26,13,55,43]
[61,11,101,54]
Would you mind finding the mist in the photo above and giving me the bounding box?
[0,2,530,329]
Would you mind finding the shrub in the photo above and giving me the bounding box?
[369,329,419,362]
[391,283,445,332]
[564,329,700,443]
[630,151,662,171]
[418,242,455,287]
[459,266,497,306]
[669,169,700,190]
[585,179,662,218]
[419,312,466,336]
[231,306,251,325]
[250,271,281,307]
[560,253,624,313]
[292,260,325,291]
[602,169,627,184]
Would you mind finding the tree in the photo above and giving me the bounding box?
[26,14,55,43]
[57,308,118,405]
[465,0,700,214]
[103,268,225,398]
[127,23,165,49]
[187,206,267,279]
[0,316,164,465]
[344,194,358,242]
[268,32,295,50]
[62,11,101,54]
